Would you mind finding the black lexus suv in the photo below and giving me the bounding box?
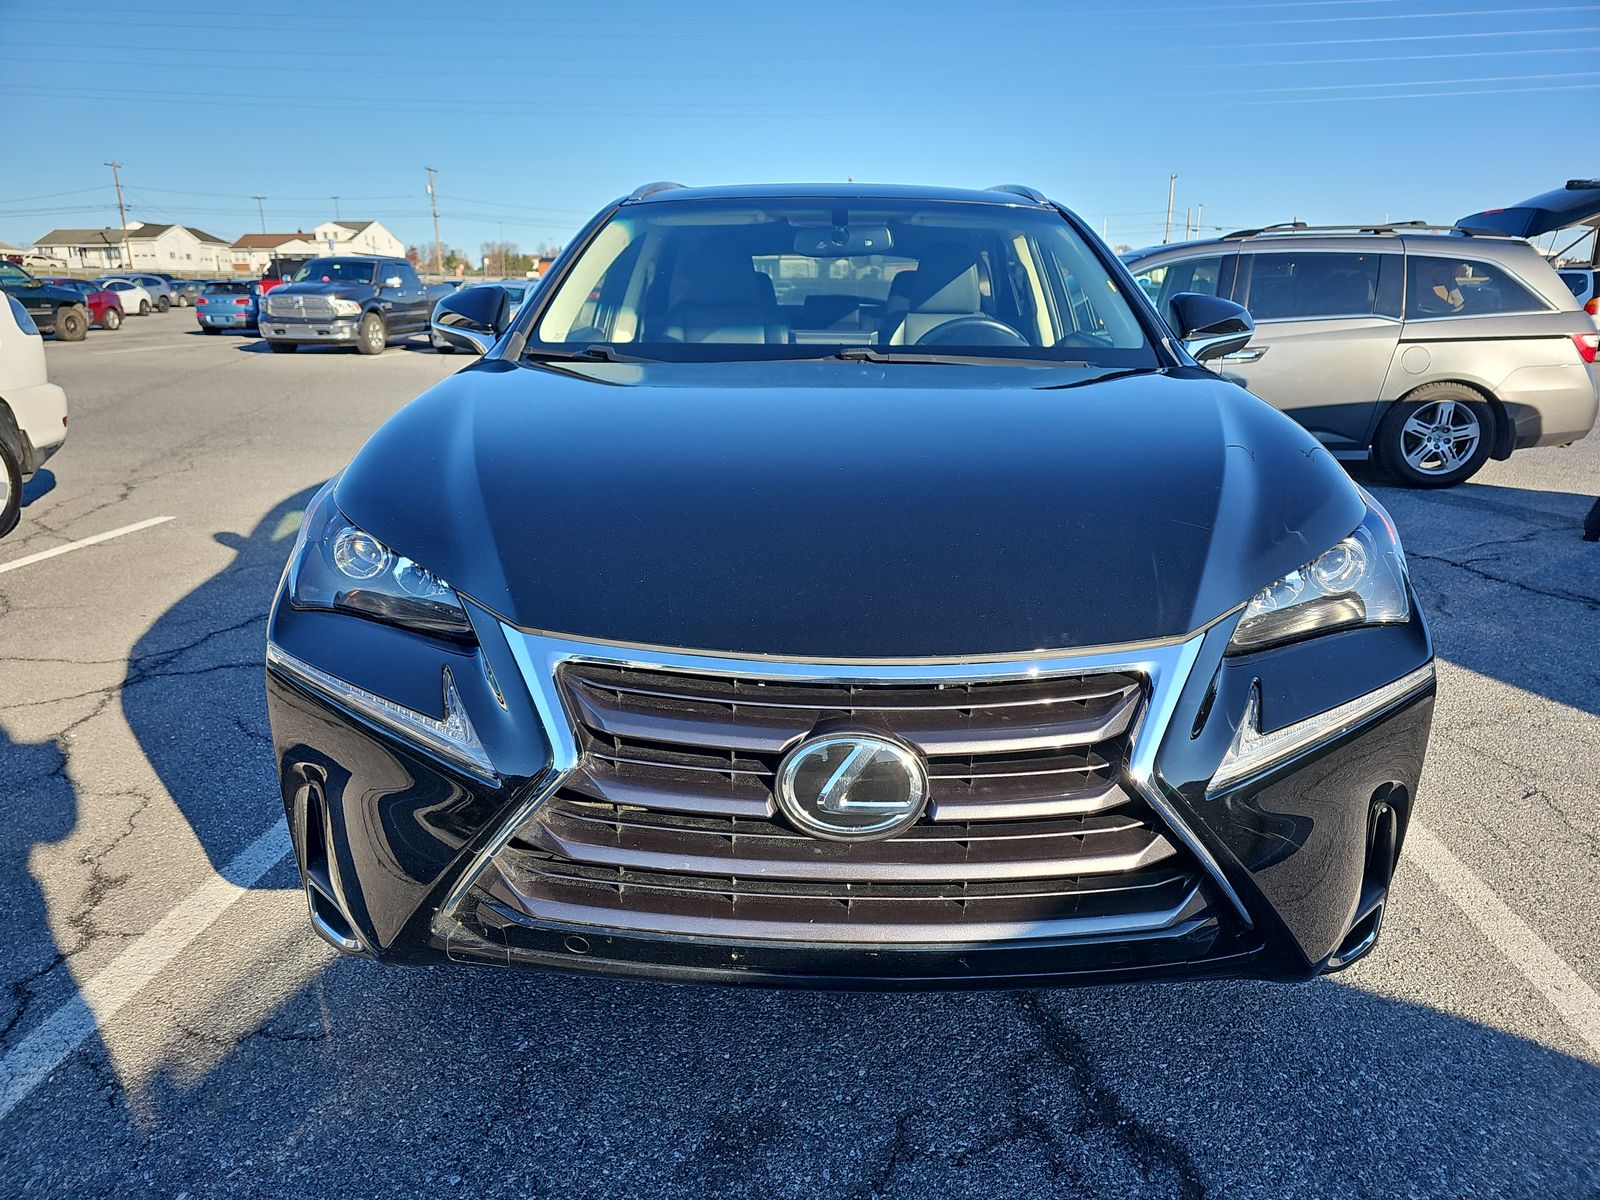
[265,182,1435,988]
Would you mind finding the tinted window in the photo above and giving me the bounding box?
[1245,251,1381,320]
[1406,256,1548,318]
[1557,270,1594,299]
[0,263,31,284]
[1128,255,1227,327]
[291,259,377,285]
[203,281,254,295]
[532,197,1154,364]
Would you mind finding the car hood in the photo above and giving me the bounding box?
[272,281,373,298]
[336,361,1365,658]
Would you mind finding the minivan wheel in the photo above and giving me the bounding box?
[1374,384,1493,488]
[0,440,21,539]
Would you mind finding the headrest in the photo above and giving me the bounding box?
[908,244,981,312]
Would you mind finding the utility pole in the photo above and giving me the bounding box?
[105,161,131,268]
[1196,203,1204,234]
[332,195,341,220]
[1184,207,1193,240]
[1163,173,1177,244]
[252,195,267,233]
[425,166,443,276]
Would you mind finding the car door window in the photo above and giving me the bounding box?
[1406,256,1549,318]
[1244,252,1381,321]
[1128,255,1228,325]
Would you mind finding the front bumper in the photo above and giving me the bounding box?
[265,597,1434,989]
[260,315,359,343]
[3,381,68,475]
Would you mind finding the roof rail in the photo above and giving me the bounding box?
[1222,220,1472,240]
[625,181,686,202]
[986,184,1048,205]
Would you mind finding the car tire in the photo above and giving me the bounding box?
[102,307,122,331]
[0,439,21,540]
[267,340,298,354]
[156,296,170,313]
[1373,383,1494,488]
[356,312,386,355]
[54,305,88,342]
[138,299,150,316]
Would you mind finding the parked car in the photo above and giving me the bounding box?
[195,280,259,333]
[1558,267,1600,324]
[170,278,207,307]
[0,262,91,341]
[100,273,173,311]
[43,279,124,330]
[258,256,454,354]
[1122,217,1599,487]
[432,278,535,352]
[259,257,312,296]
[0,294,69,537]
[266,181,1438,990]
[95,278,155,317]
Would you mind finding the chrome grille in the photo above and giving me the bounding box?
[474,661,1217,945]
[264,293,336,319]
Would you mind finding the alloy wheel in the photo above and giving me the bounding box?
[1399,399,1480,475]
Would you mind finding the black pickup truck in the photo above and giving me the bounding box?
[257,256,454,355]
[0,262,91,341]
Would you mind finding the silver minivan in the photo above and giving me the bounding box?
[1123,223,1600,486]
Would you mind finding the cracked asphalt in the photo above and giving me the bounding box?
[1,315,1597,1198]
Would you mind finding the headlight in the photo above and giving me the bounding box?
[329,298,362,317]
[288,482,473,640]
[1228,502,1409,653]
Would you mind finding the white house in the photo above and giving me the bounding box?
[226,232,322,275]
[31,222,219,274]
[311,220,405,257]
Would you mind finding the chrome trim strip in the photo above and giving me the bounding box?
[431,628,1254,937]
[1210,661,1436,793]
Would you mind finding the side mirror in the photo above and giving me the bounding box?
[1170,293,1254,363]
[383,276,403,289]
[431,284,509,355]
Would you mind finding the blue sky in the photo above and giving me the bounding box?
[1,0,1595,257]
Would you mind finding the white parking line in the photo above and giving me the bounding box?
[0,819,291,1123]
[1408,823,1600,1056]
[0,517,174,575]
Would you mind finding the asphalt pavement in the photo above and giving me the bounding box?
[0,311,1596,1199]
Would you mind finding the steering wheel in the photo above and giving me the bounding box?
[913,316,1030,348]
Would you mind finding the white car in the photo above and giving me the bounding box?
[0,295,69,538]
[96,278,155,316]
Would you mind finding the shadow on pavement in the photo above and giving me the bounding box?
[19,470,54,507]
[1366,479,1600,717]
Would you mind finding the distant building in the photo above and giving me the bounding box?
[31,223,226,274]
[227,232,321,275]
[311,220,405,257]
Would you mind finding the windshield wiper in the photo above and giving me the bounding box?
[829,346,1093,368]
[525,344,660,364]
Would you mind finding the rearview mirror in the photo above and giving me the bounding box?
[1170,293,1254,363]
[431,284,509,355]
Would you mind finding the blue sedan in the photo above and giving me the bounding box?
[195,281,259,333]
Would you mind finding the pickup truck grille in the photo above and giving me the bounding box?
[470,661,1218,946]
[264,294,337,319]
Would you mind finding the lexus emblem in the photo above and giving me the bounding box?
[775,732,928,841]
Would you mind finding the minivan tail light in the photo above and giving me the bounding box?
[1573,332,1599,364]
[234,297,251,306]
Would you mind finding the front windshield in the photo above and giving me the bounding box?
[0,263,31,284]
[291,259,376,285]
[529,197,1155,365]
